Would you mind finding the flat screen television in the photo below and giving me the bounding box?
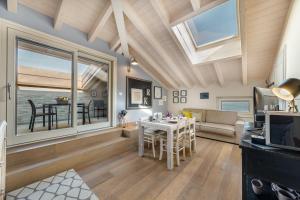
[253,87,279,128]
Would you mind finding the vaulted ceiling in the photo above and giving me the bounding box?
[8,0,292,89]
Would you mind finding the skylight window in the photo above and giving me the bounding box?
[186,0,238,47]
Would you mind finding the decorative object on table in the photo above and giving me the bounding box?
[165,112,172,118]
[126,76,152,109]
[173,91,179,97]
[55,96,69,104]
[271,183,299,200]
[180,90,187,96]
[91,89,97,97]
[118,110,127,128]
[173,97,179,103]
[154,86,162,99]
[272,78,300,112]
[180,97,187,103]
[6,169,99,200]
[251,178,263,195]
[200,92,209,99]
[162,95,167,101]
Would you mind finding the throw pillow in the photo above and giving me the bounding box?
[192,112,202,122]
[182,111,192,118]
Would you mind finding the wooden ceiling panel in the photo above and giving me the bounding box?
[19,0,59,17]
[246,0,291,80]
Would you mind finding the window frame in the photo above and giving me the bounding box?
[4,21,117,147]
[217,97,253,114]
[185,0,240,49]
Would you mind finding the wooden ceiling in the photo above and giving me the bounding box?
[9,0,292,89]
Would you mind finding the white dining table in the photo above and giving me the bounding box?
[138,119,179,170]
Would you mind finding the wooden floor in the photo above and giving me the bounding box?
[77,138,242,200]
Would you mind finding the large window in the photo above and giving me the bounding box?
[186,0,238,47]
[219,99,251,113]
[6,28,115,146]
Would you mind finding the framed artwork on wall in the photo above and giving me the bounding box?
[180,97,187,103]
[180,90,187,96]
[173,91,179,97]
[126,76,152,109]
[91,89,97,97]
[154,86,162,99]
[173,97,179,103]
[200,92,209,99]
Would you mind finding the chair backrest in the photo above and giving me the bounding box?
[176,119,187,140]
[188,117,196,134]
[87,100,92,108]
[27,99,36,115]
[93,100,104,108]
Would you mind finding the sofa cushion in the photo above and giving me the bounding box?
[205,110,237,126]
[183,108,206,122]
[182,111,192,118]
[199,122,235,137]
[191,112,202,122]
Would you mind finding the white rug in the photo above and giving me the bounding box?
[6,169,99,200]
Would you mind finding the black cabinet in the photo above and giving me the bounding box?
[240,134,300,200]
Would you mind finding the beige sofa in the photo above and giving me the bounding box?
[183,108,244,144]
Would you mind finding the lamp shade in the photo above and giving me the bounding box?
[272,78,300,101]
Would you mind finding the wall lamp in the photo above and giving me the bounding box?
[127,57,138,73]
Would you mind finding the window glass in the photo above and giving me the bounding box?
[186,0,238,47]
[221,100,250,112]
[16,39,73,135]
[77,56,109,126]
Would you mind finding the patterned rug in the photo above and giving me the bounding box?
[6,169,99,200]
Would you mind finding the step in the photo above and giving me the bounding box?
[6,136,137,192]
[7,128,123,168]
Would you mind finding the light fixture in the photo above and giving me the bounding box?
[127,57,138,73]
[131,58,138,66]
[272,78,300,112]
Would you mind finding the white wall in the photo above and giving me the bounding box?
[167,80,264,120]
[269,0,300,106]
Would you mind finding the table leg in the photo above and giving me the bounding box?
[138,123,144,157]
[43,105,45,127]
[48,105,52,130]
[167,128,174,170]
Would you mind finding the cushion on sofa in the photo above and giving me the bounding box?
[191,112,202,122]
[199,122,235,137]
[183,108,206,122]
[182,111,192,118]
[205,110,237,126]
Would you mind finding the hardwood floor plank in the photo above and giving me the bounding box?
[77,138,242,200]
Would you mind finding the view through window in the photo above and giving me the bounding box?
[220,100,250,113]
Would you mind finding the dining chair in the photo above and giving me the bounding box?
[93,100,106,118]
[28,100,57,132]
[186,117,197,155]
[77,100,92,124]
[159,119,187,166]
[140,117,161,158]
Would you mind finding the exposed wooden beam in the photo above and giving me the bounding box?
[88,3,113,42]
[110,36,121,51]
[7,0,18,13]
[190,0,201,11]
[240,0,247,85]
[123,1,191,88]
[132,52,172,90]
[54,0,66,30]
[111,0,129,57]
[150,0,207,87]
[170,0,227,27]
[128,35,178,89]
[213,63,224,86]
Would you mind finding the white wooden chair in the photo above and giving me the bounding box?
[140,117,161,158]
[186,117,197,155]
[159,119,187,166]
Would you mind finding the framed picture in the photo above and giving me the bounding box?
[173,97,179,103]
[126,76,152,109]
[154,86,162,99]
[173,91,179,97]
[180,97,187,103]
[200,92,209,99]
[180,90,187,96]
[131,88,143,104]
